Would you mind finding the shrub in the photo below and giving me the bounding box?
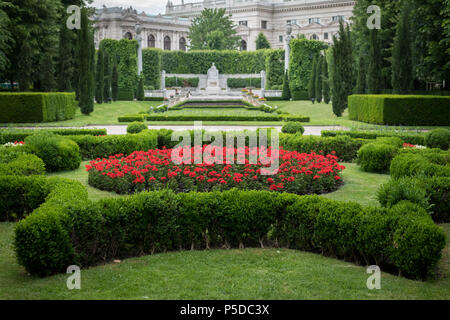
[0,92,77,123]
[357,142,398,172]
[127,121,147,134]
[140,114,310,122]
[390,151,450,179]
[348,94,450,125]
[321,130,426,146]
[24,132,81,172]
[282,122,305,134]
[424,128,450,150]
[418,177,450,223]
[14,187,446,279]
[117,88,134,101]
[291,89,309,101]
[375,136,404,148]
[0,128,107,144]
[0,153,45,176]
[377,178,430,211]
[227,78,261,89]
[166,77,199,88]
[118,114,145,122]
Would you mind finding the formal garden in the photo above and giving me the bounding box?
[0,1,449,301]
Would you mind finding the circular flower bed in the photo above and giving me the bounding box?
[86,146,345,195]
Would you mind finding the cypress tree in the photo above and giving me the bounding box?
[355,53,366,94]
[95,48,104,104]
[255,32,271,50]
[367,29,383,94]
[57,18,74,92]
[281,71,291,100]
[111,57,119,101]
[38,48,57,91]
[322,56,330,104]
[77,7,94,115]
[103,51,111,103]
[308,56,317,100]
[315,55,323,103]
[137,76,145,101]
[392,2,413,94]
[331,21,354,116]
[17,41,32,91]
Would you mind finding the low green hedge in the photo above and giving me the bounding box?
[0,92,77,123]
[66,129,158,159]
[13,187,446,279]
[424,129,450,150]
[291,89,309,101]
[118,114,310,122]
[0,153,45,176]
[117,88,134,101]
[348,95,450,126]
[281,122,305,134]
[322,130,426,146]
[280,134,369,162]
[166,77,199,88]
[143,97,164,101]
[227,78,261,89]
[127,121,147,134]
[357,141,401,173]
[25,132,81,172]
[0,128,107,144]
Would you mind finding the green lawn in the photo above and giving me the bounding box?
[0,222,448,299]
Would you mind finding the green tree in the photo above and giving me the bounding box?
[355,53,366,94]
[136,76,144,101]
[188,8,241,50]
[206,30,226,50]
[111,57,119,101]
[322,56,330,104]
[77,7,95,115]
[256,32,271,50]
[103,51,111,102]
[0,6,11,74]
[95,48,104,104]
[281,71,291,100]
[392,2,413,94]
[367,29,383,94]
[315,56,323,103]
[331,21,354,117]
[308,56,317,100]
[57,17,75,92]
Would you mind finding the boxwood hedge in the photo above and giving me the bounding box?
[0,128,107,144]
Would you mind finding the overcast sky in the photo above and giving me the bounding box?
[91,0,175,15]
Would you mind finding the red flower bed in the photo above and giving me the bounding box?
[403,143,416,148]
[86,146,345,195]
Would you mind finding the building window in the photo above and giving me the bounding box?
[123,32,132,40]
[324,32,329,40]
[287,19,297,25]
[332,16,344,22]
[240,40,247,51]
[164,36,171,50]
[148,34,155,48]
[308,18,320,24]
[179,37,186,51]
[279,35,283,43]
[239,21,248,27]
[310,34,319,40]
[261,20,267,29]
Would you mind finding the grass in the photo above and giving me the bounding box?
[0,222,448,299]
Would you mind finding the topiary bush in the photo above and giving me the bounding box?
[425,128,450,150]
[127,121,147,134]
[0,153,45,176]
[377,178,430,211]
[357,142,399,172]
[24,132,81,172]
[281,122,305,134]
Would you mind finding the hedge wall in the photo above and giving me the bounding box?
[166,77,199,88]
[322,130,426,146]
[118,114,310,123]
[227,78,261,89]
[142,48,162,89]
[0,93,77,123]
[0,128,107,144]
[13,185,445,279]
[348,95,450,126]
[265,49,285,89]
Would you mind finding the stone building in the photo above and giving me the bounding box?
[93,0,355,51]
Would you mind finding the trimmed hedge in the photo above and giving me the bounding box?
[424,129,450,150]
[281,122,305,134]
[66,129,158,159]
[0,153,45,176]
[13,187,445,279]
[118,114,310,123]
[348,95,450,126]
[0,92,77,123]
[357,141,400,173]
[166,77,199,88]
[227,78,261,89]
[127,121,147,134]
[322,130,426,146]
[280,134,370,162]
[0,128,107,144]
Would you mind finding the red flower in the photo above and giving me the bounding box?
[267,178,274,183]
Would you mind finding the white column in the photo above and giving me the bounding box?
[284,36,290,72]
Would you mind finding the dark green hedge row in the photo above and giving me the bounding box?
[227,78,261,89]
[0,92,77,123]
[348,95,450,126]
[322,130,426,146]
[0,151,45,176]
[143,97,164,101]
[291,89,309,101]
[166,77,199,88]
[0,128,107,144]
[357,137,403,173]
[118,114,310,122]
[66,129,158,159]
[13,186,445,279]
[280,133,370,162]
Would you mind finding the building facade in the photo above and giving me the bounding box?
[93,0,355,51]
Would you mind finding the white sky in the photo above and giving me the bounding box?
[90,0,175,15]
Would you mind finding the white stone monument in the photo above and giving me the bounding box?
[205,63,221,94]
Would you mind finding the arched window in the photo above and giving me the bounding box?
[164,36,171,50]
[148,34,155,48]
[324,32,329,40]
[179,37,186,51]
[124,32,133,40]
[240,40,247,51]
[310,34,319,40]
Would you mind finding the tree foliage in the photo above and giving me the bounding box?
[95,48,104,104]
[282,71,291,100]
[315,55,323,103]
[188,8,241,50]
[322,56,330,104]
[367,29,383,94]
[256,32,271,50]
